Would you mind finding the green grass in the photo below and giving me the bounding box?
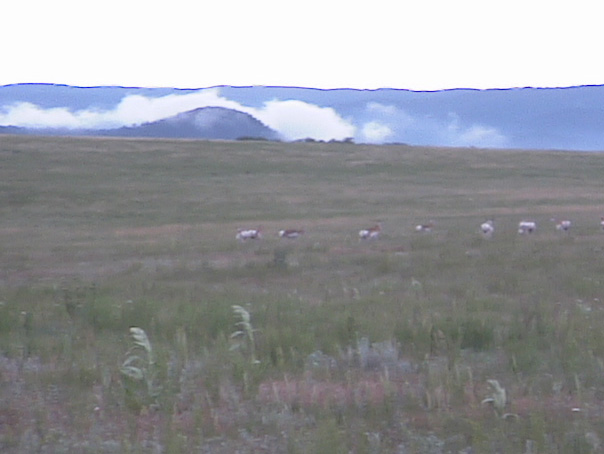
[2,135,604,452]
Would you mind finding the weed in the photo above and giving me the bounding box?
[120,327,162,413]
[230,305,260,365]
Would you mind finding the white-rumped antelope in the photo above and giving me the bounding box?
[278,229,304,239]
[480,220,495,238]
[518,221,536,234]
[415,221,434,232]
[359,223,381,240]
[236,227,262,241]
[551,218,571,232]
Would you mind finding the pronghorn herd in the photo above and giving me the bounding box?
[237,227,304,241]
[236,217,604,242]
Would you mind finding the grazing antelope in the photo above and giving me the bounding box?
[518,221,536,234]
[359,223,381,240]
[236,227,262,241]
[415,221,434,232]
[551,218,571,232]
[480,220,495,238]
[278,229,304,239]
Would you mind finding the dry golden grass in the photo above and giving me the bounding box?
[2,134,604,452]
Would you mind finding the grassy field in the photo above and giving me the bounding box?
[2,135,604,453]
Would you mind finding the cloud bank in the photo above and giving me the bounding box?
[0,89,356,141]
[360,102,509,148]
[361,122,394,143]
[0,91,239,130]
[253,100,355,141]
[0,91,509,147]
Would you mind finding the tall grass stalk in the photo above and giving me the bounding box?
[230,305,260,365]
[120,327,161,411]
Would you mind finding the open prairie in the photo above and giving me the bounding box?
[2,135,604,453]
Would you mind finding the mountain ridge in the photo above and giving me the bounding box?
[98,106,280,140]
[0,106,281,141]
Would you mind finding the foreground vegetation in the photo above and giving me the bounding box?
[2,135,604,453]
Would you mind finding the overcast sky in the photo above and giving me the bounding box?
[3,0,603,91]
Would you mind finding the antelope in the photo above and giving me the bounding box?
[278,229,304,239]
[359,223,381,240]
[480,220,495,238]
[415,221,434,232]
[551,218,571,232]
[236,227,262,241]
[601,217,604,231]
[518,221,536,234]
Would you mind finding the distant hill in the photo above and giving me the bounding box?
[98,107,281,140]
[0,125,23,135]
[0,106,281,141]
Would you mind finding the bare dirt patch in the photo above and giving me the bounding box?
[113,223,193,238]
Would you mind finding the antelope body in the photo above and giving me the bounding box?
[236,228,262,241]
[359,224,381,240]
[552,219,571,232]
[415,221,434,232]
[278,229,304,239]
[518,221,536,234]
[480,220,494,237]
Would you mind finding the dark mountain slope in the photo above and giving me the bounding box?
[0,106,281,141]
[101,106,280,140]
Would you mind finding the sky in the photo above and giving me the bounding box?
[2,0,603,148]
[3,0,603,91]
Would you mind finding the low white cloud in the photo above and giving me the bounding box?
[456,125,507,147]
[361,102,415,140]
[361,121,394,143]
[109,91,243,127]
[252,100,355,141]
[0,89,241,130]
[0,89,356,142]
[0,103,82,129]
[366,102,398,115]
[445,112,508,148]
[358,105,508,148]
